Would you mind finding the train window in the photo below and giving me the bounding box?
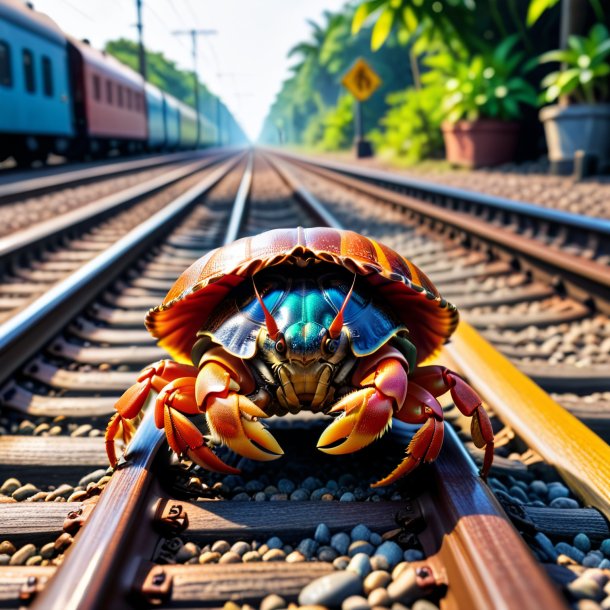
[117,85,123,107]
[106,80,113,104]
[126,88,132,109]
[22,49,35,93]
[0,41,12,87]
[93,75,101,101]
[42,56,53,96]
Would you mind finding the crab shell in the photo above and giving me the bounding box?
[146,227,459,364]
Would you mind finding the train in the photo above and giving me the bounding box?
[0,0,241,165]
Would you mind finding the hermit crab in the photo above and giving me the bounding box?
[106,227,493,486]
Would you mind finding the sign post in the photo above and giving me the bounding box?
[341,58,382,158]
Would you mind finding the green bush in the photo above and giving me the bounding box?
[307,95,355,151]
[371,86,445,163]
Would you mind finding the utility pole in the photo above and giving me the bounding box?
[135,0,146,81]
[172,29,217,143]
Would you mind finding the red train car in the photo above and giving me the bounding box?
[67,37,147,156]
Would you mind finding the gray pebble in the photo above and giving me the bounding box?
[290,489,310,501]
[599,558,610,569]
[260,594,286,610]
[270,493,288,501]
[368,588,391,607]
[231,541,250,556]
[266,536,283,550]
[347,553,372,578]
[46,485,74,502]
[0,478,21,495]
[530,480,548,496]
[412,601,440,610]
[548,482,570,500]
[318,546,339,562]
[0,541,16,555]
[277,479,295,494]
[387,567,419,604]
[403,549,424,562]
[302,476,323,491]
[555,542,584,563]
[351,524,371,542]
[550,497,580,509]
[0,555,9,566]
[232,492,250,501]
[175,542,199,563]
[40,543,55,559]
[583,552,603,568]
[315,523,331,544]
[567,576,604,601]
[509,486,529,503]
[363,570,391,595]
[245,480,264,492]
[254,492,267,502]
[9,544,37,566]
[297,538,318,559]
[349,541,375,557]
[78,469,106,488]
[286,551,306,563]
[219,551,242,564]
[342,595,370,610]
[199,551,221,564]
[600,539,610,556]
[535,533,559,561]
[340,492,356,502]
[211,540,230,554]
[370,555,389,571]
[12,484,40,501]
[263,549,286,562]
[369,533,382,546]
[375,541,403,569]
[71,424,92,437]
[264,485,278,496]
[298,571,363,606]
[333,556,350,570]
[332,532,351,555]
[242,551,261,563]
[310,488,330,501]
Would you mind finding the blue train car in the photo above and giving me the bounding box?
[198,113,217,148]
[176,99,197,149]
[162,92,180,150]
[0,0,73,163]
[145,82,165,150]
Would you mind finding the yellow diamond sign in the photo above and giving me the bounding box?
[341,58,382,102]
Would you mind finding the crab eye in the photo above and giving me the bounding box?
[324,338,339,354]
[275,335,286,354]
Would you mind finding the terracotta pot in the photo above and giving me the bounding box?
[441,119,520,168]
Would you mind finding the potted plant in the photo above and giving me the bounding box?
[538,24,610,173]
[424,36,538,167]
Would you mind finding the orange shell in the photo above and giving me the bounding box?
[146,227,458,364]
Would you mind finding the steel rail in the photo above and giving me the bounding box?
[265,152,569,610]
[274,150,610,311]
[0,148,232,203]
[0,151,232,263]
[0,153,244,388]
[29,154,255,610]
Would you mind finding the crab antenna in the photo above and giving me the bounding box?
[328,275,356,339]
[253,278,280,341]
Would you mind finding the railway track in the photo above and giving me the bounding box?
[269,152,610,432]
[0,151,608,609]
[0,150,238,323]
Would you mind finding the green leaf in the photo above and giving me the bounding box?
[402,6,418,32]
[538,49,576,64]
[371,7,395,51]
[526,0,559,26]
[494,34,519,64]
[352,1,377,35]
[568,35,586,55]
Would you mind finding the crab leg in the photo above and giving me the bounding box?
[371,382,445,487]
[411,365,494,477]
[196,349,284,462]
[317,345,409,455]
[105,360,198,466]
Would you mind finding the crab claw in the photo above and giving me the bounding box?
[205,393,284,461]
[317,387,394,454]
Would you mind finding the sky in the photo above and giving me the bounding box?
[32,0,349,141]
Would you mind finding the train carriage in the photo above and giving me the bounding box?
[0,0,73,163]
[145,82,165,150]
[176,98,197,149]
[67,36,147,156]
[162,92,180,150]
